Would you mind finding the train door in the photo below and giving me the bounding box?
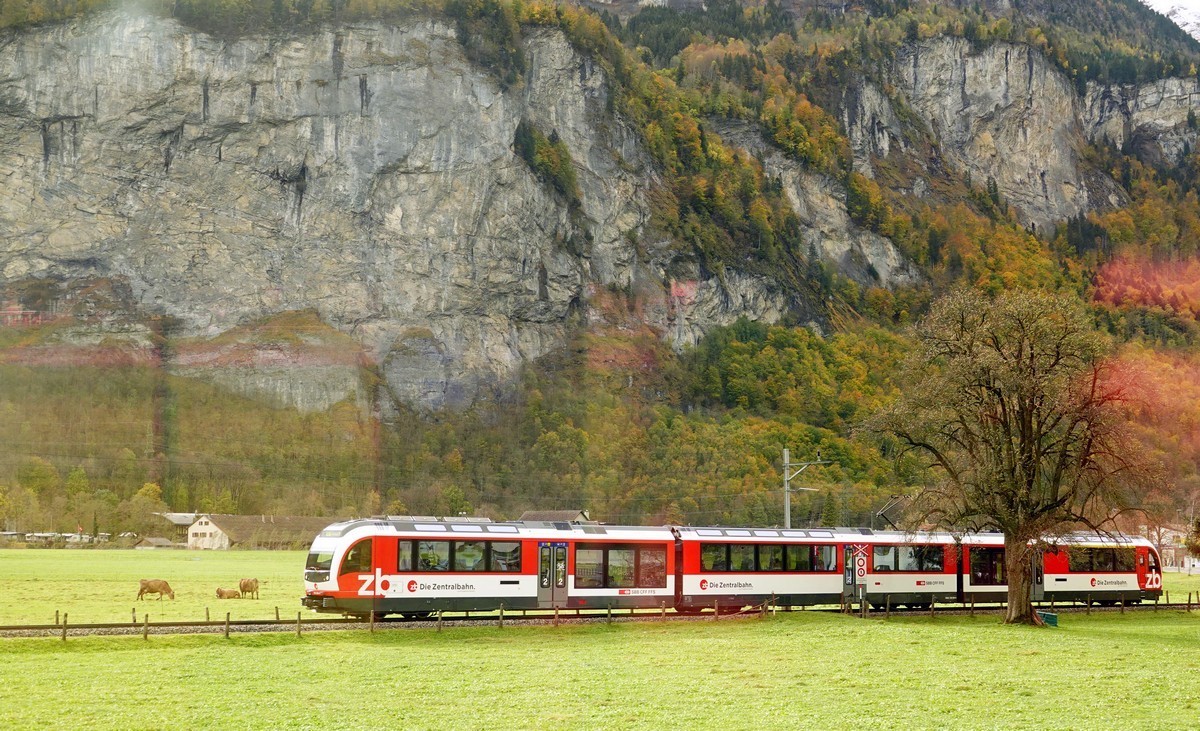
[538,542,568,608]
[1031,549,1045,601]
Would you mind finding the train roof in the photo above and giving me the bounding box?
[314,518,676,542]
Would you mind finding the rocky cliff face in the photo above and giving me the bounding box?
[1083,77,1200,167]
[889,37,1126,232]
[0,13,803,412]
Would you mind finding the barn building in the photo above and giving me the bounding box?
[188,515,343,550]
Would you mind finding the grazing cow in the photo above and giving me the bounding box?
[239,577,260,600]
[137,579,175,601]
[215,588,241,599]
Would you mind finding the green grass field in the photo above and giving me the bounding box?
[3,551,1200,728]
[0,548,306,625]
[1,611,1198,729]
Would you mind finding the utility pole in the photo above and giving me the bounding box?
[783,448,831,529]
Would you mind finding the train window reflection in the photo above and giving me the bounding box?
[340,540,372,576]
[607,549,636,588]
[576,549,604,588]
[454,541,486,571]
[418,541,450,571]
[490,542,521,572]
[397,541,414,571]
[638,547,667,587]
[701,543,728,571]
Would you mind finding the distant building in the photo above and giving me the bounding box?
[517,510,592,523]
[189,514,343,550]
[154,513,201,542]
[135,536,180,549]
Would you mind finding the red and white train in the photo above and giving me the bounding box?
[301,518,1163,618]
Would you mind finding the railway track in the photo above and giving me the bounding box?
[1,600,1193,638]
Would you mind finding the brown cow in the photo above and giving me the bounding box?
[215,588,241,599]
[239,577,260,600]
[137,579,175,600]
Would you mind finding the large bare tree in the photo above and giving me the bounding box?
[871,289,1153,624]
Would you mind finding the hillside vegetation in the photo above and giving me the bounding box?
[3,0,1200,535]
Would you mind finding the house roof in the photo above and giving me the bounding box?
[155,512,201,527]
[196,515,345,545]
[517,510,592,523]
[136,536,177,547]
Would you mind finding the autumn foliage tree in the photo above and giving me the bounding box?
[870,289,1156,625]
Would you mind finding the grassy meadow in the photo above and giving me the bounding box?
[1,608,1197,729]
[0,548,306,625]
[1,551,1199,729]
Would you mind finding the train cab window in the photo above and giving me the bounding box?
[637,547,667,587]
[607,549,636,588]
[306,551,334,571]
[1148,551,1160,573]
[418,541,450,571]
[701,543,728,571]
[760,544,784,571]
[397,541,415,571]
[730,544,756,572]
[489,542,521,572]
[340,540,372,576]
[575,548,605,588]
[454,541,486,571]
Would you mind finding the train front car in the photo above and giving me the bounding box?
[1037,534,1164,605]
[302,518,538,618]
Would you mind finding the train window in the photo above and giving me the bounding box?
[418,541,450,571]
[730,544,756,572]
[786,545,813,572]
[638,547,667,587]
[760,544,784,571]
[489,542,521,572]
[306,551,334,571]
[607,549,636,588]
[1095,549,1116,572]
[970,547,1005,585]
[454,541,486,571]
[873,546,895,571]
[701,543,728,571]
[397,541,415,571]
[1114,549,1135,572]
[903,546,944,572]
[814,545,837,572]
[1148,551,1160,572]
[340,540,372,576]
[576,548,605,588]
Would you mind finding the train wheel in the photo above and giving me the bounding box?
[674,607,705,616]
[401,611,434,620]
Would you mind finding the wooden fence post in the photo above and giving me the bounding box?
[369,610,375,633]
[607,604,612,625]
[131,608,136,626]
[143,613,148,641]
[1120,598,1125,614]
[206,607,210,623]
[224,612,230,639]
[61,613,67,642]
[929,600,935,618]
[275,606,280,621]
[886,595,892,620]
[55,610,60,626]
[296,612,302,638]
[499,603,505,629]
[437,610,444,632]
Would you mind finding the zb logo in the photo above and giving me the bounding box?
[357,568,388,597]
[1145,573,1162,590]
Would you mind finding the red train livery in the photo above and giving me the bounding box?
[301,518,1163,618]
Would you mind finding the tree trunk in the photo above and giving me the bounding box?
[1004,534,1042,625]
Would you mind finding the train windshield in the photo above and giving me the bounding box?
[306,551,334,571]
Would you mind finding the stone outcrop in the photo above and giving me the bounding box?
[890,37,1125,232]
[1083,77,1200,167]
[0,13,797,412]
